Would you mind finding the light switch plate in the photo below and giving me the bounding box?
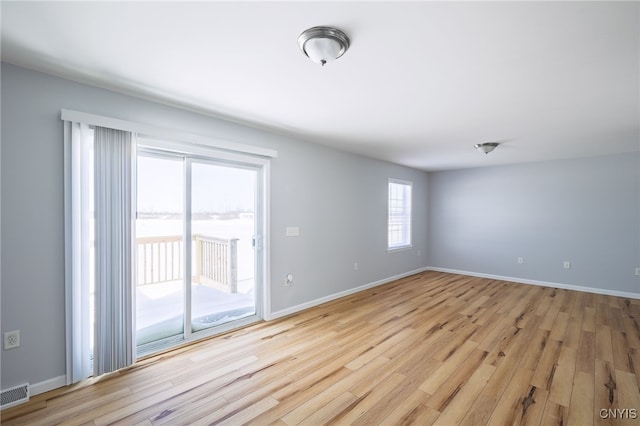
[286,227,300,237]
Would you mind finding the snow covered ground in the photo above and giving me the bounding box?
[135,217,256,345]
[136,280,255,345]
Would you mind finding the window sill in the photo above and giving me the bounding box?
[388,245,413,253]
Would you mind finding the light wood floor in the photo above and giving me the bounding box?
[4,271,640,425]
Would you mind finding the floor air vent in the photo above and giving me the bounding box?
[1,383,29,409]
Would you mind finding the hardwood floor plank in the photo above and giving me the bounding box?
[386,342,443,386]
[621,316,640,350]
[344,327,414,370]
[13,388,133,426]
[350,372,426,426]
[432,363,495,426]
[550,311,571,341]
[567,370,594,426]
[611,330,635,373]
[476,316,511,350]
[378,388,432,425]
[295,392,358,426]
[4,271,640,426]
[540,301,561,331]
[584,307,598,332]
[519,327,551,371]
[614,370,640,426]
[418,340,478,394]
[569,291,587,318]
[533,288,555,316]
[530,338,563,391]
[151,395,228,425]
[281,356,391,425]
[190,377,289,425]
[597,302,612,326]
[594,360,621,426]
[433,325,481,362]
[426,348,489,412]
[486,366,535,425]
[576,330,596,373]
[324,372,407,425]
[564,315,584,350]
[597,324,615,363]
[216,396,280,426]
[521,387,549,426]
[548,346,578,407]
[483,323,525,368]
[609,306,625,332]
[541,399,569,426]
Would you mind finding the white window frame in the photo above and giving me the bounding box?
[388,178,412,251]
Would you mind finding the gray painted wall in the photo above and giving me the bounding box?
[428,154,640,293]
[1,63,429,389]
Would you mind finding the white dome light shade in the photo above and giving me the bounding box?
[303,37,343,66]
[474,142,500,154]
[298,26,350,66]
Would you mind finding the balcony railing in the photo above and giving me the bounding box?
[136,234,239,293]
[194,235,238,294]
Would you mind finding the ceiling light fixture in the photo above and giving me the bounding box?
[474,142,500,155]
[298,26,350,66]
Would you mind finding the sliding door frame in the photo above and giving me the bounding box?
[136,139,270,355]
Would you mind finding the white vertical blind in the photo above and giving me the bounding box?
[93,126,136,376]
[65,122,136,383]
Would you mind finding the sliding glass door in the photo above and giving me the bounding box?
[135,155,185,350]
[135,149,263,356]
[190,161,257,332]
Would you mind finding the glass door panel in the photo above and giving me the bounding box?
[135,155,185,350]
[190,161,257,332]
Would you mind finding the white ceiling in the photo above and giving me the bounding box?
[2,1,638,171]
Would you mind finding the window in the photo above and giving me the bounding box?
[388,179,412,250]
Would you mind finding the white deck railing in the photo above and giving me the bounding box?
[194,235,238,294]
[135,234,239,293]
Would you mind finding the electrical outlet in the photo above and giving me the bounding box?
[353,262,359,271]
[563,261,571,269]
[636,267,640,276]
[517,257,524,264]
[4,330,20,350]
[285,274,293,286]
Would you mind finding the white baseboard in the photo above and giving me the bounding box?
[268,266,431,320]
[427,267,640,300]
[30,375,66,397]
